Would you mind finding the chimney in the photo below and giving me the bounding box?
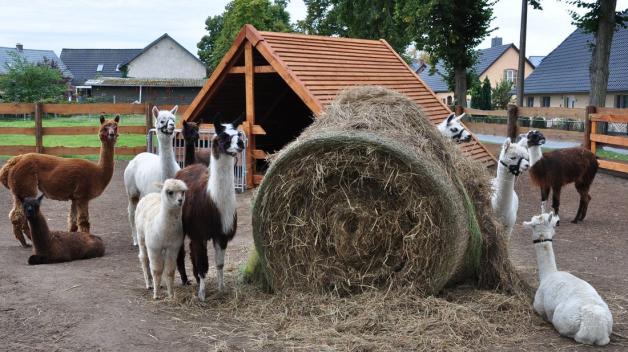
[16,43,23,52]
[491,37,502,47]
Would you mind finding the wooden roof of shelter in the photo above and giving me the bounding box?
[184,25,495,185]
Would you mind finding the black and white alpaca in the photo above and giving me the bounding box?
[176,115,244,300]
[437,113,472,143]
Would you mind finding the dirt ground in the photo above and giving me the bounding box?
[1,158,627,351]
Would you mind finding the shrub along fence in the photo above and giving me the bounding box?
[0,103,188,156]
[458,105,628,174]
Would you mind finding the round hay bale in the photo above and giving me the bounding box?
[252,86,524,294]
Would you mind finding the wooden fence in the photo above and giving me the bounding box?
[0,103,188,156]
[460,105,628,174]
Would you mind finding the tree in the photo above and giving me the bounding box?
[197,0,293,71]
[298,0,412,59]
[491,79,514,109]
[403,0,495,107]
[480,77,492,110]
[568,0,626,106]
[0,53,66,103]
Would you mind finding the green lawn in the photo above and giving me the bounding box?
[0,114,146,127]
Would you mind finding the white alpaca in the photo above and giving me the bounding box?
[490,138,530,238]
[437,113,472,143]
[124,106,180,245]
[135,179,188,299]
[523,212,613,346]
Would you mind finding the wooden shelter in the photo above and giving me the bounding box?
[183,25,495,187]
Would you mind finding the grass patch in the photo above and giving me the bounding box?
[0,154,136,161]
[596,149,628,162]
[0,114,145,127]
[0,134,145,147]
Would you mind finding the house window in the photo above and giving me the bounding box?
[96,64,104,72]
[115,64,121,72]
[616,95,628,108]
[527,96,534,107]
[504,69,517,85]
[542,96,550,107]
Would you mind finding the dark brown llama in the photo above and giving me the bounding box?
[176,115,244,301]
[527,131,598,223]
[182,120,210,166]
[0,116,119,247]
[21,195,105,265]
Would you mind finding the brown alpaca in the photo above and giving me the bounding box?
[21,194,104,265]
[528,138,598,223]
[0,116,119,247]
[182,120,210,166]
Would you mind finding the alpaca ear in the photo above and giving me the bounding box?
[100,115,105,124]
[182,120,188,127]
[446,113,455,125]
[114,115,120,123]
[503,138,512,150]
[152,106,160,119]
[153,181,163,190]
[455,113,465,122]
[213,115,225,134]
[522,220,532,229]
[36,193,44,203]
[232,113,245,128]
[170,105,178,115]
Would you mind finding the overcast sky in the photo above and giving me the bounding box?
[1,0,627,59]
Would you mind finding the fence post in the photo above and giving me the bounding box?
[506,104,518,140]
[455,105,464,116]
[34,103,43,153]
[584,105,596,150]
[144,102,154,131]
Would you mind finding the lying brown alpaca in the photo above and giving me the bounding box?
[21,195,105,265]
[182,120,210,166]
[0,116,119,247]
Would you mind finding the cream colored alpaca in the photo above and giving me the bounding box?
[524,212,612,346]
[135,179,187,299]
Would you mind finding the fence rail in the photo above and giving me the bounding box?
[0,102,190,157]
[461,105,628,174]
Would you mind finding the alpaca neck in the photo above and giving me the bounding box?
[207,144,236,234]
[534,238,558,282]
[529,145,543,166]
[157,133,180,181]
[184,139,196,166]
[97,140,115,186]
[26,212,52,250]
[494,162,517,210]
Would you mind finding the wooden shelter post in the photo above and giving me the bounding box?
[244,42,256,188]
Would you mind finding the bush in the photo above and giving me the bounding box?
[519,116,530,127]
[531,117,546,128]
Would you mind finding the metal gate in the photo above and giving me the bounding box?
[146,128,247,192]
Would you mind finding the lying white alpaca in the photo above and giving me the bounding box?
[135,179,188,299]
[523,212,613,346]
[124,106,180,246]
[491,138,530,238]
[437,112,471,143]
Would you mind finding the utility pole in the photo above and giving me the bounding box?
[517,0,528,107]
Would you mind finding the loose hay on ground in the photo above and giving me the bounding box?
[251,86,527,294]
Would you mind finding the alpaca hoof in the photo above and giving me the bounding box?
[21,243,32,248]
[181,280,191,286]
[555,220,560,227]
[571,219,579,224]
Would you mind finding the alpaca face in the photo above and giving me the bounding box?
[499,138,530,175]
[526,130,546,147]
[99,115,120,143]
[21,194,45,219]
[162,179,188,208]
[213,115,245,157]
[437,113,471,143]
[182,121,200,143]
[153,106,177,136]
[523,212,560,240]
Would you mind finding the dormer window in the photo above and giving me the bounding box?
[115,64,121,71]
[96,64,104,72]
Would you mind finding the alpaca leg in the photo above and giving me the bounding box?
[148,250,164,300]
[164,249,178,298]
[551,186,562,225]
[9,206,30,248]
[190,240,209,301]
[540,187,550,213]
[127,195,139,246]
[176,243,189,285]
[68,201,78,232]
[76,200,90,233]
[137,237,151,290]
[213,240,227,292]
